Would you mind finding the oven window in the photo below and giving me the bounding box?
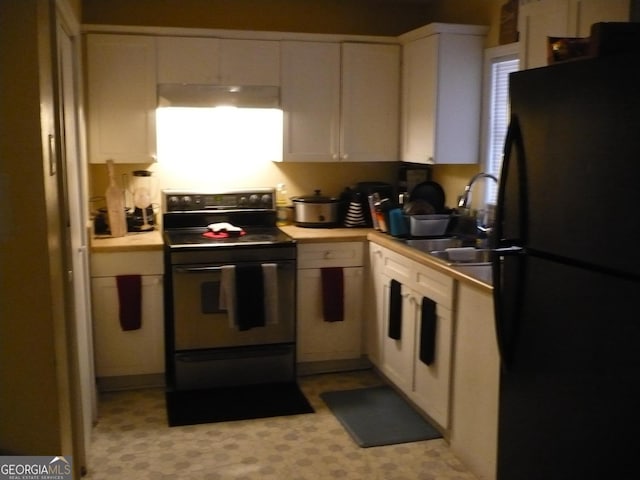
[201,281,223,314]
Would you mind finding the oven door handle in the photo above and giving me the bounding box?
[174,266,225,273]
[174,264,283,273]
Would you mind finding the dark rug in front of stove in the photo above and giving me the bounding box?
[165,382,315,427]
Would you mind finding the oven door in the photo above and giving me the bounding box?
[171,259,295,350]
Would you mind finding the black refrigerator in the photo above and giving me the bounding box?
[492,51,640,480]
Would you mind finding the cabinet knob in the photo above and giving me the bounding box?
[324,251,332,259]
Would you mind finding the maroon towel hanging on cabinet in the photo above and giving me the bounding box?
[321,267,344,322]
[116,275,142,331]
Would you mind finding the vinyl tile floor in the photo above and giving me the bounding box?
[84,369,477,480]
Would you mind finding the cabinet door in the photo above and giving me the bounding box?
[381,279,416,394]
[412,302,453,429]
[92,275,164,377]
[156,36,220,84]
[518,0,572,69]
[518,0,630,69]
[297,267,363,362]
[402,35,438,164]
[158,37,280,86]
[434,33,485,165]
[281,41,341,162]
[401,31,484,165]
[340,43,400,162]
[450,284,499,480]
[87,34,157,164]
[569,0,630,36]
[366,244,386,367]
[220,39,280,85]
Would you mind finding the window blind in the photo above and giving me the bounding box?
[486,56,519,204]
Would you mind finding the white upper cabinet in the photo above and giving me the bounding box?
[156,36,220,84]
[518,0,571,69]
[157,36,280,85]
[341,43,400,162]
[569,0,630,36]
[281,40,400,162]
[86,34,157,164]
[518,0,630,69]
[219,39,280,85]
[400,24,487,165]
[281,41,341,162]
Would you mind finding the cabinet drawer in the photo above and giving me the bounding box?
[91,251,163,277]
[381,247,414,285]
[413,262,455,310]
[297,242,364,268]
[378,244,454,309]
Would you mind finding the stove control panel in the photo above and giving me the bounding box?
[163,189,275,212]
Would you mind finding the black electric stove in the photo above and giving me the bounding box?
[162,188,295,251]
[162,188,297,392]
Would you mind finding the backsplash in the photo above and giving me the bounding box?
[88,161,400,214]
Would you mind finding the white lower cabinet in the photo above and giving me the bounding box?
[90,251,164,386]
[412,293,453,430]
[380,277,416,394]
[366,243,386,367]
[372,243,454,429]
[296,242,364,363]
[449,283,499,480]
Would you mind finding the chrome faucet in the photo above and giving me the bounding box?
[457,172,498,247]
[457,172,498,210]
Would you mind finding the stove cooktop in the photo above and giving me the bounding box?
[162,188,295,250]
[163,227,294,249]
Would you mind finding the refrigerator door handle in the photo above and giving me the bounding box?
[493,246,524,255]
[492,246,526,372]
[495,114,529,248]
[493,115,529,371]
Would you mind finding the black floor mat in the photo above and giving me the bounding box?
[320,385,442,447]
[166,382,314,427]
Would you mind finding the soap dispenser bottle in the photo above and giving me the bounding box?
[276,183,290,226]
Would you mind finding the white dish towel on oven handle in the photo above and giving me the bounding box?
[219,265,236,327]
[262,263,279,326]
[219,264,279,328]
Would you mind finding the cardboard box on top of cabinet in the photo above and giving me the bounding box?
[499,0,519,45]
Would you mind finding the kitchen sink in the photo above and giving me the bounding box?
[430,247,493,285]
[429,248,492,266]
[454,264,493,285]
[400,237,463,252]
[396,238,494,285]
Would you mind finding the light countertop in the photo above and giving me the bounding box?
[89,225,491,291]
[89,225,370,252]
[367,231,493,292]
[278,225,373,242]
[91,229,164,253]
